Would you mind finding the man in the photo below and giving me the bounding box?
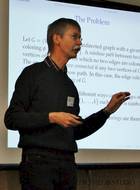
[4,18,130,190]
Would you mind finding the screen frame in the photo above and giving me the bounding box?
[48,0,140,12]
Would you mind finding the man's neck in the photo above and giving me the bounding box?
[49,52,68,70]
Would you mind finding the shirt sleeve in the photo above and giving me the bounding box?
[4,67,50,132]
[73,109,110,140]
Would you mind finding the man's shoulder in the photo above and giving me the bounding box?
[25,60,45,71]
[22,60,50,75]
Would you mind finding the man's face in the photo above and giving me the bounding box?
[57,25,82,59]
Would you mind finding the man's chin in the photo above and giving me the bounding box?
[70,52,78,59]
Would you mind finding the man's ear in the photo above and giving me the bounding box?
[53,34,61,45]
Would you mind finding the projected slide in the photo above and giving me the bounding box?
[8,0,140,149]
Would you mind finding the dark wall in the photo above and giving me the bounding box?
[0,164,140,190]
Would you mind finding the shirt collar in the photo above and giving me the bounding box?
[44,56,67,73]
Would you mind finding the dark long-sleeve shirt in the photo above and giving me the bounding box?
[4,57,109,152]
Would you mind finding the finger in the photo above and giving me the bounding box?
[69,116,83,125]
[64,119,83,128]
[123,96,130,102]
[122,92,131,100]
[116,92,130,100]
[124,92,131,96]
[123,92,131,98]
[68,113,81,120]
[71,120,83,126]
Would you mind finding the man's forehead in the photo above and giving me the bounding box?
[64,25,81,33]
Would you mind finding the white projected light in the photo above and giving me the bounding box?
[8,0,140,149]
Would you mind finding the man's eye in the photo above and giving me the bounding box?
[71,35,82,41]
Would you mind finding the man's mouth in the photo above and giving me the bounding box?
[73,46,81,52]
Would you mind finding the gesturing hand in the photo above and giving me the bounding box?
[104,92,131,114]
[49,112,83,128]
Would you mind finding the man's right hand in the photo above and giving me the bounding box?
[49,112,83,128]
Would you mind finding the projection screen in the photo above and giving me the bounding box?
[2,0,140,164]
